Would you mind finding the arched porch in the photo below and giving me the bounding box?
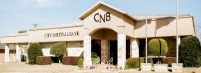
[83,27,136,68]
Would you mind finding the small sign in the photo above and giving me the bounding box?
[44,31,79,38]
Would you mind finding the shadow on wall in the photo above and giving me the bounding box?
[134,20,151,30]
[80,51,83,57]
[156,18,174,30]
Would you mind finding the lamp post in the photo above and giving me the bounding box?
[33,24,38,29]
[145,1,148,63]
[176,0,179,64]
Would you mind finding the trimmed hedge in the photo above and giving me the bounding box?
[179,36,201,67]
[125,57,144,69]
[62,56,81,65]
[50,42,67,57]
[148,38,168,56]
[28,43,43,64]
[78,58,84,68]
[36,56,52,65]
[162,57,176,67]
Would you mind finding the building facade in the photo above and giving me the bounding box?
[0,1,195,68]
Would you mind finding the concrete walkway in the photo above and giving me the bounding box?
[0,63,200,73]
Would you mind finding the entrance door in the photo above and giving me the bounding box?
[109,40,117,65]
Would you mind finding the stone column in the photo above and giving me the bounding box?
[101,40,109,64]
[130,39,139,57]
[117,34,126,69]
[83,35,92,67]
[16,44,21,62]
[5,44,10,62]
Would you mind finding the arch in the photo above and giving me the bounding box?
[89,27,118,36]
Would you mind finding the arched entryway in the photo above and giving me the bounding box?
[90,28,130,65]
[83,28,131,68]
[90,28,118,65]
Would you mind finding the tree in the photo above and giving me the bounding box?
[148,38,168,63]
[50,42,67,63]
[18,30,27,34]
[28,43,43,64]
[179,36,201,67]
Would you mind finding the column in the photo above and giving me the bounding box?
[117,34,126,69]
[130,39,139,57]
[83,35,92,67]
[101,40,109,64]
[5,44,10,62]
[16,44,21,62]
[26,43,30,63]
[178,36,181,46]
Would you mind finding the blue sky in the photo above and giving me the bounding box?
[0,0,201,37]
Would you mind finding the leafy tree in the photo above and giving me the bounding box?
[148,38,168,63]
[50,42,67,63]
[179,36,201,67]
[28,43,43,64]
[18,30,27,33]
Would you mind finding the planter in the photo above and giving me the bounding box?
[141,63,152,71]
[172,63,183,72]
[154,64,168,72]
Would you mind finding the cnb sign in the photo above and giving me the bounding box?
[94,12,111,23]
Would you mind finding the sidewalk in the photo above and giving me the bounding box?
[0,63,200,73]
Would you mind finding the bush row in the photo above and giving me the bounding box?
[35,56,81,65]
[36,56,52,65]
[125,57,176,69]
[62,57,81,65]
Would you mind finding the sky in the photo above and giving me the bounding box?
[0,0,201,38]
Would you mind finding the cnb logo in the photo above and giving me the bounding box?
[94,12,111,23]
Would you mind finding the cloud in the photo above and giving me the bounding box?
[19,0,62,7]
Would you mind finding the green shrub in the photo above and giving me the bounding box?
[78,58,84,68]
[92,57,100,64]
[62,56,81,65]
[125,57,144,69]
[50,42,67,63]
[50,42,67,57]
[162,57,176,67]
[91,52,100,64]
[148,38,168,63]
[179,36,201,67]
[36,56,52,65]
[148,38,168,56]
[18,30,27,33]
[28,43,43,64]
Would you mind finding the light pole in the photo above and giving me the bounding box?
[33,24,38,29]
[145,1,148,63]
[176,0,179,63]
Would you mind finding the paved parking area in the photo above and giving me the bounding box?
[0,63,200,73]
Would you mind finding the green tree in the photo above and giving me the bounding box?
[50,42,67,63]
[148,38,168,63]
[179,36,201,67]
[28,43,43,64]
[18,30,27,33]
